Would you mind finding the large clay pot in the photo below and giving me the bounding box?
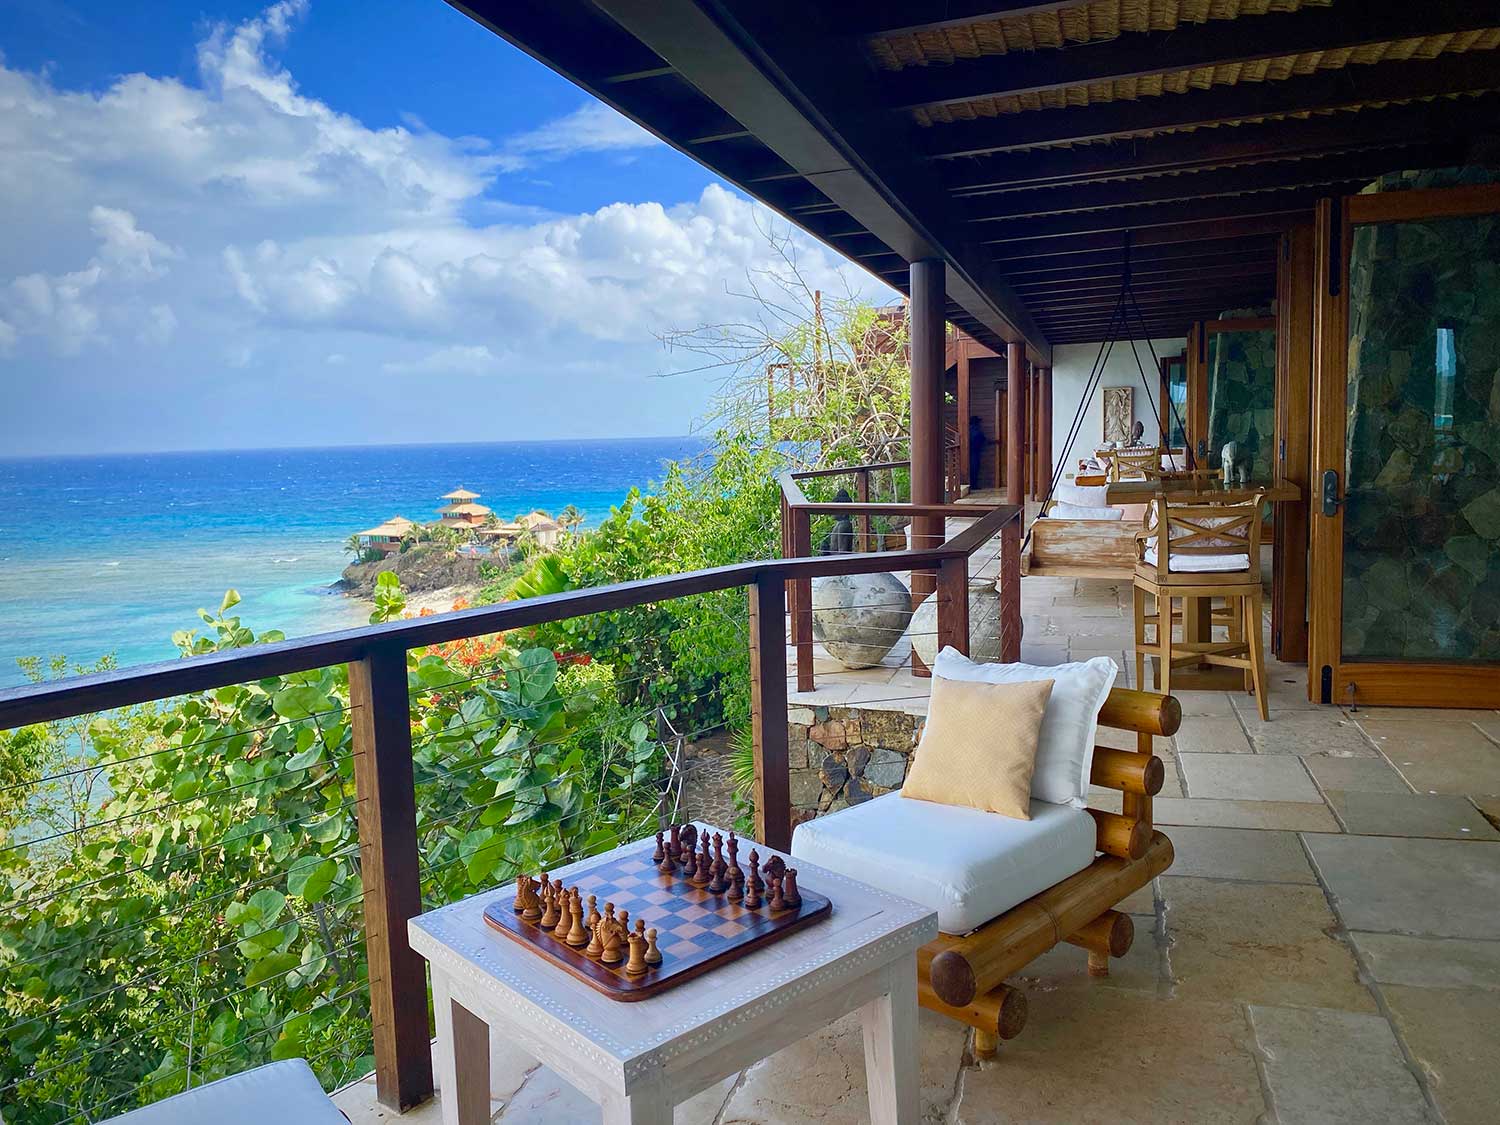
[811,571,913,668]
[909,577,1004,668]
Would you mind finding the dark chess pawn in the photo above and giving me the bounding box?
[652,830,666,865]
[782,868,802,909]
[764,854,786,883]
[726,832,742,884]
[667,824,683,866]
[768,873,785,911]
[727,869,744,903]
[679,823,698,859]
[691,834,712,886]
[708,833,729,893]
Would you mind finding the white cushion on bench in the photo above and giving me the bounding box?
[104,1059,345,1124]
[1047,501,1123,521]
[1056,482,1109,507]
[792,792,1098,935]
[1142,545,1251,573]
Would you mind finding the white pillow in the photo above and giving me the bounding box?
[933,647,1117,808]
[1056,482,1110,507]
[1047,502,1124,521]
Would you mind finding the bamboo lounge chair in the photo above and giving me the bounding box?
[792,684,1177,1056]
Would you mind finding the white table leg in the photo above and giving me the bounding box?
[432,970,491,1125]
[601,1081,674,1125]
[860,962,919,1125]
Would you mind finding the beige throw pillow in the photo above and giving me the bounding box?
[901,676,1056,820]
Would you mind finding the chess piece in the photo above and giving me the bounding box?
[552,888,573,937]
[624,928,648,976]
[691,834,712,886]
[679,823,698,860]
[618,908,630,935]
[644,927,662,966]
[538,876,558,928]
[600,913,624,964]
[745,850,763,908]
[708,834,728,893]
[668,823,682,864]
[764,854,786,883]
[727,868,744,903]
[783,868,802,909]
[566,891,588,947]
[518,876,542,922]
[586,894,601,930]
[652,830,665,865]
[726,833,742,885]
[585,917,604,958]
[768,873,785,911]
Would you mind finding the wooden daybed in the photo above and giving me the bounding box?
[1022,500,1141,580]
[792,686,1177,1056]
[916,686,1177,1056]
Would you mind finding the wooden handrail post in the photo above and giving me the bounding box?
[791,507,814,692]
[349,645,434,1111]
[855,468,872,552]
[749,573,792,851]
[936,554,970,658]
[999,517,1022,662]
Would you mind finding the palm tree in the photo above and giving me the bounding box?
[560,504,583,535]
[344,534,365,560]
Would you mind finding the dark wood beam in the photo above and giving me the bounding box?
[887,2,1500,110]
[1015,263,1276,298]
[990,215,1296,260]
[855,2,1086,38]
[1006,249,1275,285]
[945,96,1500,196]
[997,235,1276,273]
[1032,286,1273,315]
[979,186,1352,244]
[965,145,1460,223]
[609,0,1048,361]
[922,49,1500,158]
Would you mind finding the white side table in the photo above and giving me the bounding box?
[408,824,936,1124]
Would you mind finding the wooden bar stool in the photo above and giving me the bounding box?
[1109,446,1164,481]
[1132,495,1269,720]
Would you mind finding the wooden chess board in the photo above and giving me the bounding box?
[483,843,832,1000]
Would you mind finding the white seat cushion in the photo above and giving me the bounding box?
[792,793,1097,934]
[1056,482,1109,507]
[105,1060,344,1124]
[1046,501,1123,521]
[1142,545,1250,572]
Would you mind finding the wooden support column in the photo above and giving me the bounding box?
[936,555,970,657]
[1274,224,1314,664]
[910,260,946,675]
[749,572,792,851]
[790,509,813,692]
[1036,367,1053,499]
[956,345,972,491]
[349,645,434,1112]
[999,517,1022,662]
[1006,342,1027,507]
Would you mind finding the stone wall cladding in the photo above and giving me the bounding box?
[788,705,925,828]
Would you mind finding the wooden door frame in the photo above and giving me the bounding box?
[1274,225,1314,668]
[1309,184,1500,707]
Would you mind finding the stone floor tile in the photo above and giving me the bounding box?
[1179,753,1322,802]
[716,1008,966,1125]
[1170,715,1253,754]
[1303,835,1500,939]
[1247,1005,1429,1125]
[1013,911,1167,997]
[1160,877,1376,1011]
[1325,791,1500,840]
[1153,797,1340,832]
[1172,691,1239,717]
[1351,932,1500,991]
[1475,715,1500,743]
[1240,709,1378,758]
[954,993,1265,1125]
[1349,707,1499,723]
[1159,826,1316,883]
[1117,878,1157,915]
[1233,685,1325,714]
[1473,795,1500,828]
[1304,755,1412,794]
[1381,985,1498,1125]
[1359,722,1500,796]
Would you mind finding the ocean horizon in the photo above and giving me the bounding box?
[0,436,706,687]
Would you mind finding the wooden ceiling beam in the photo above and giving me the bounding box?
[887,2,1500,110]
[979,186,1351,245]
[1014,263,1276,297]
[1032,285,1273,314]
[1005,248,1275,284]
[854,2,1087,38]
[964,145,1459,222]
[990,216,1294,260]
[944,96,1500,196]
[921,49,1500,158]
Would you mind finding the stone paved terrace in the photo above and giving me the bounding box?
[338,572,1500,1124]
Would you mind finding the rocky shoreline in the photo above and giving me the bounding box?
[335,543,487,600]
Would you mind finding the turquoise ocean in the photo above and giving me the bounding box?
[0,438,705,688]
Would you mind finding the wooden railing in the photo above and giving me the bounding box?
[780,466,1023,690]
[0,536,1015,1114]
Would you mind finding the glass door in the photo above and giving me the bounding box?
[1310,185,1500,706]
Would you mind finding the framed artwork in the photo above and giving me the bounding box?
[1102,386,1134,444]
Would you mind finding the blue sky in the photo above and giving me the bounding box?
[0,0,885,454]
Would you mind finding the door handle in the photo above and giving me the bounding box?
[1321,469,1342,516]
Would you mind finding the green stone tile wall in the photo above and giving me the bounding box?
[1207,327,1277,479]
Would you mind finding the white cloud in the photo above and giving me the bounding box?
[383,344,503,376]
[497,101,662,172]
[0,2,892,453]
